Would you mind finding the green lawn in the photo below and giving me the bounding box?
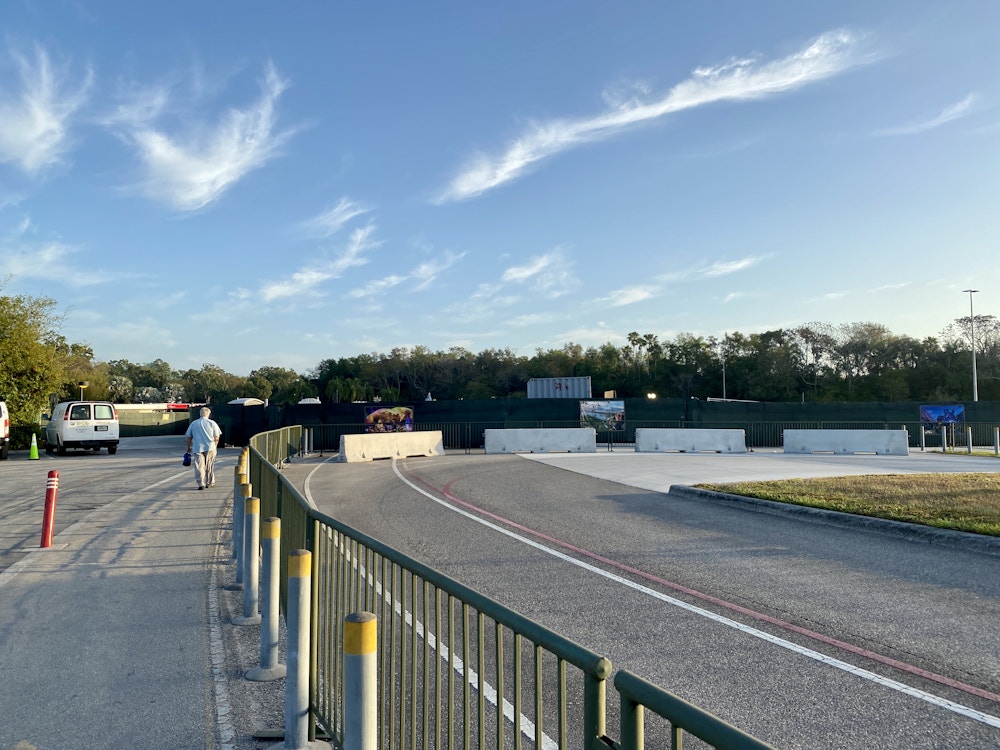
[694,473,1000,537]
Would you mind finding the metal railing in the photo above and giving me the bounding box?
[248,426,776,749]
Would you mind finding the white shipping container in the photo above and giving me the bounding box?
[526,376,592,399]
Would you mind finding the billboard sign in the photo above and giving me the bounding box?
[919,405,965,426]
[580,400,625,431]
[364,406,414,433]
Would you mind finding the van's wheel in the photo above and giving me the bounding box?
[92,446,101,452]
[45,444,54,455]
[58,443,67,456]
[108,445,118,455]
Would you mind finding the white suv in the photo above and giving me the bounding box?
[0,401,8,460]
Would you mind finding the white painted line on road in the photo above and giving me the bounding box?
[303,458,558,750]
[391,460,1000,730]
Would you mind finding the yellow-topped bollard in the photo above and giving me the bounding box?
[344,612,378,750]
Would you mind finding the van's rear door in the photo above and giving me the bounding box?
[66,403,93,441]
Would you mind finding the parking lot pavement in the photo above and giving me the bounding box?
[520,446,1000,494]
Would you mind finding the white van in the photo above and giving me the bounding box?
[45,401,120,455]
[0,401,9,460]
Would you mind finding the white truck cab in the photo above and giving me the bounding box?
[45,401,120,455]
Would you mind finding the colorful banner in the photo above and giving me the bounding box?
[364,406,414,433]
[919,404,965,425]
[580,400,625,431]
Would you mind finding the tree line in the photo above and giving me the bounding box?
[2,285,997,431]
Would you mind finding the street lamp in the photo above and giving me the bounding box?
[962,289,979,402]
[78,380,89,401]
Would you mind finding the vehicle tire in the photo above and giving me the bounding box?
[93,446,102,453]
[58,442,67,456]
[0,443,7,460]
[108,445,118,455]
[45,444,54,455]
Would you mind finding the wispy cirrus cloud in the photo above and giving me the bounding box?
[0,44,93,175]
[874,94,976,137]
[500,248,578,298]
[299,197,370,238]
[350,250,466,299]
[436,30,871,203]
[599,255,767,307]
[116,62,297,211]
[0,239,110,285]
[596,286,657,307]
[259,223,380,302]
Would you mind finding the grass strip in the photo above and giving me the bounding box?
[694,473,1000,537]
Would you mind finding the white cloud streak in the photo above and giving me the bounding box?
[600,255,767,306]
[874,94,976,137]
[436,30,869,202]
[121,62,296,211]
[259,223,381,302]
[300,197,370,238]
[0,45,93,175]
[500,248,578,297]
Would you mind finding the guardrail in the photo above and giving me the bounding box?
[248,426,776,749]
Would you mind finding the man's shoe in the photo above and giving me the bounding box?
[197,486,205,490]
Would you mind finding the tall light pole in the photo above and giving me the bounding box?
[718,333,728,401]
[962,289,979,402]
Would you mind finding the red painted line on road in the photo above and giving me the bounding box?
[402,465,1000,706]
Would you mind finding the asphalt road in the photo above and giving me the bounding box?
[289,450,1000,749]
[0,435,199,572]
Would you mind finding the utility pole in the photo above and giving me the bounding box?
[962,289,979,402]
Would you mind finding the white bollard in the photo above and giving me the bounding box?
[234,497,261,626]
[247,517,285,681]
[344,612,378,750]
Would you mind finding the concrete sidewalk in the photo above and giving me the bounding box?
[0,476,280,750]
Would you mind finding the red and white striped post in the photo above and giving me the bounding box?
[40,470,60,548]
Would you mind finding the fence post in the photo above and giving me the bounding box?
[967,426,974,454]
[283,549,317,750]
[234,496,262,626]
[344,612,377,750]
[247,517,286,681]
[619,692,643,750]
[994,426,999,457]
[940,426,947,452]
[584,657,612,750]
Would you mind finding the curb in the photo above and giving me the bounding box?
[668,485,1000,557]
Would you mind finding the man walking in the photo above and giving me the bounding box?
[185,407,222,490]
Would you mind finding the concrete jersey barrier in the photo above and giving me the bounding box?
[635,428,747,453]
[484,428,597,454]
[339,431,445,462]
[782,429,909,456]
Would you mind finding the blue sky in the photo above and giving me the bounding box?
[1,2,998,376]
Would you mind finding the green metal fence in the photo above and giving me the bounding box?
[248,426,776,750]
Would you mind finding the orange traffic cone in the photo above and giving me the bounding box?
[29,433,39,460]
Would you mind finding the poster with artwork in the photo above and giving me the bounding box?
[580,400,625,431]
[365,406,414,433]
[919,405,964,426]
